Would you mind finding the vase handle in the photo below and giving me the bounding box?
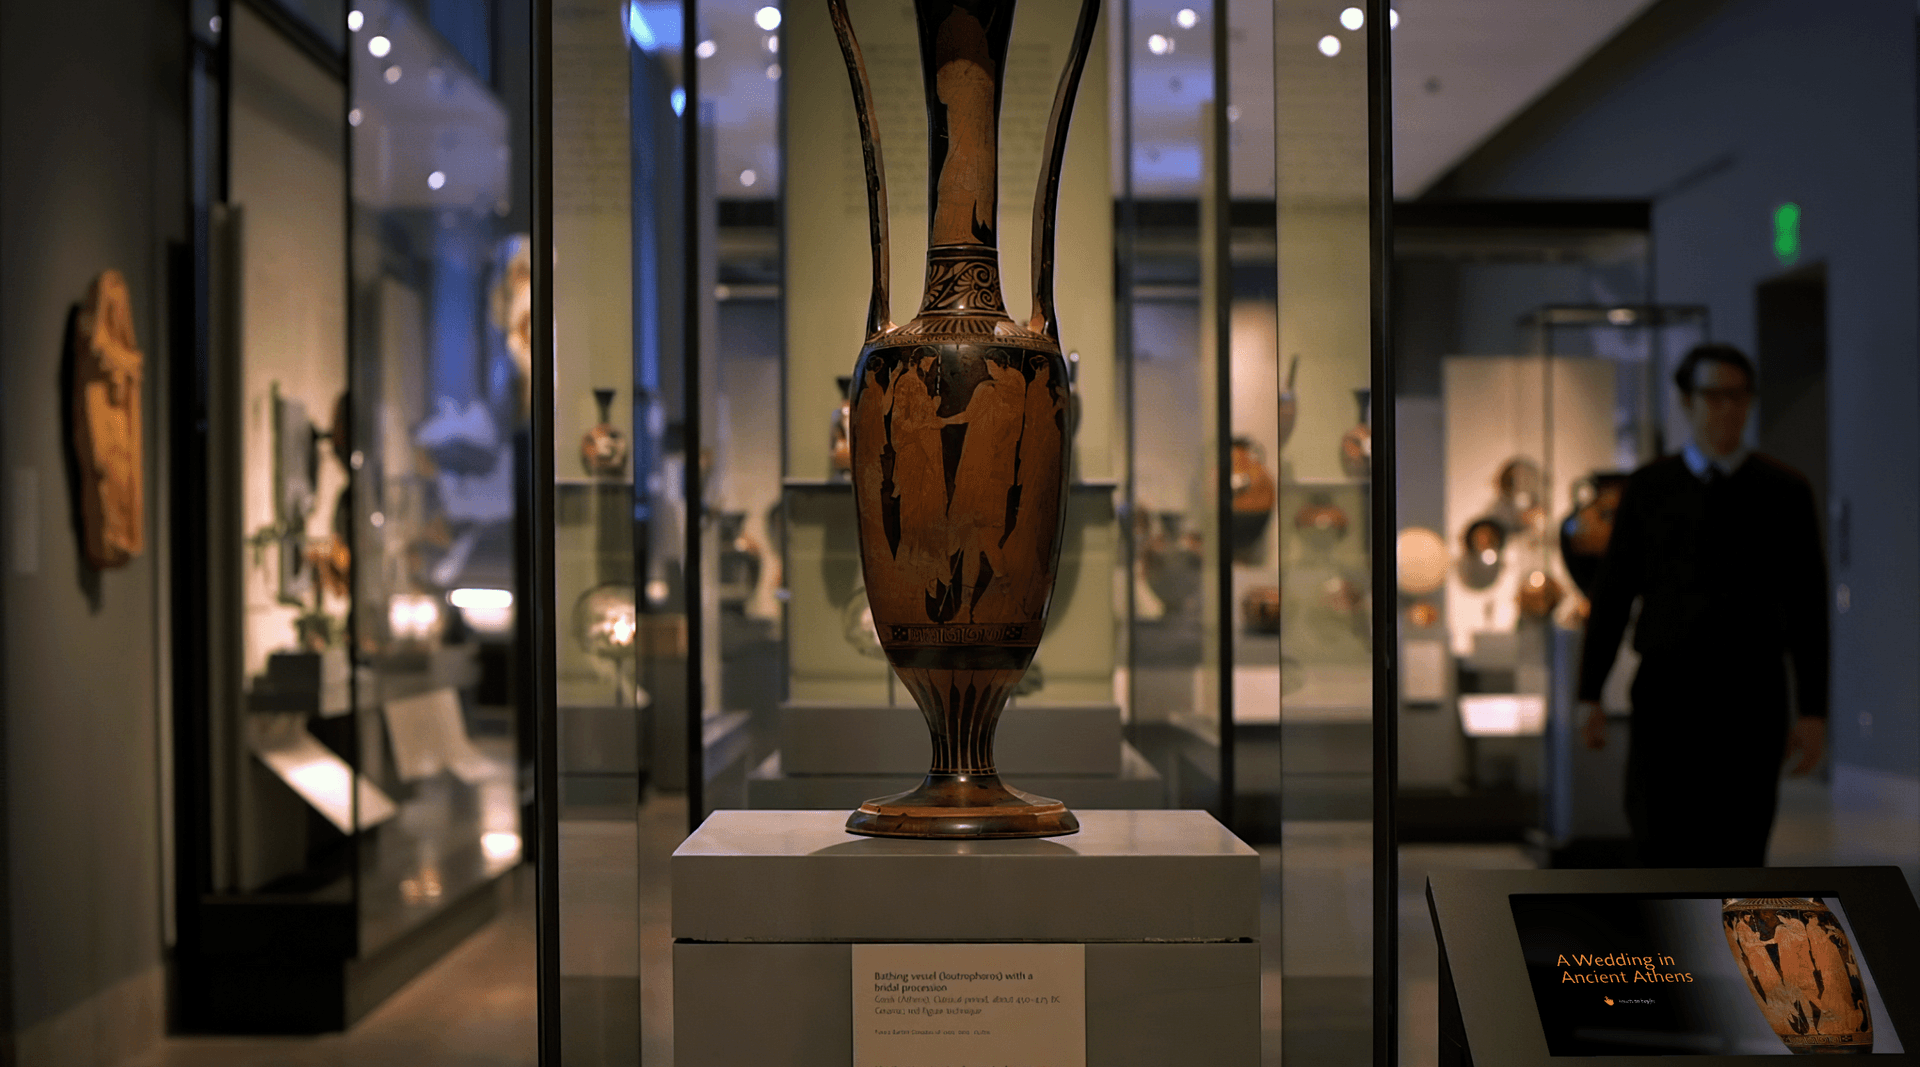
[828,0,893,338]
[1027,0,1101,343]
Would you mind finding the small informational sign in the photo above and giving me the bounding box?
[1512,894,1902,1056]
[851,943,1086,1067]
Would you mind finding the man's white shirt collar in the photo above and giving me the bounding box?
[1683,441,1749,481]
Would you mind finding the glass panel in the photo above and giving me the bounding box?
[345,0,524,956]
[542,0,1378,1059]
[1391,211,1663,1063]
[546,0,681,1061]
[222,0,359,914]
[1117,0,1230,827]
[1271,0,1378,1062]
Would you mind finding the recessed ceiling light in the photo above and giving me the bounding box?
[1317,35,1341,57]
[694,39,716,59]
[1147,33,1173,55]
[428,171,447,190]
[740,169,758,187]
[384,64,402,83]
[765,63,781,79]
[347,9,363,31]
[1340,7,1363,30]
[1174,8,1197,29]
[369,34,391,57]
[1390,9,1400,28]
[348,108,362,126]
[754,6,781,31]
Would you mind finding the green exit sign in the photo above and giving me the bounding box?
[1773,202,1801,265]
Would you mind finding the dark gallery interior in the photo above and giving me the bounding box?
[1,0,1916,1064]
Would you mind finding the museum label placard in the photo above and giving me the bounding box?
[851,943,1086,1067]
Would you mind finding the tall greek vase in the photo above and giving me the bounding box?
[830,0,1099,837]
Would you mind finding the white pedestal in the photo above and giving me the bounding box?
[672,809,1261,1066]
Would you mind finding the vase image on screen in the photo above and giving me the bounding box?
[1508,895,1903,1056]
[1722,897,1872,1054]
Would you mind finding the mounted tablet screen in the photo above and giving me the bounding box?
[1510,894,1904,1056]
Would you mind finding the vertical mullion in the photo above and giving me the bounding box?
[1367,0,1399,1063]
[1210,0,1236,832]
[682,0,706,836]
[530,0,562,1058]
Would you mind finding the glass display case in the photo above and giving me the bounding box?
[537,0,1392,1061]
[172,0,524,1030]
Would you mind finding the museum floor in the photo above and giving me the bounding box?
[120,770,1919,1067]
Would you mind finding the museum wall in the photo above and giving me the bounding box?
[0,0,188,1061]
[1433,0,1920,789]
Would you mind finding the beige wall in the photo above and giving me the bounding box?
[0,0,186,1060]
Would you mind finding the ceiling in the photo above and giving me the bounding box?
[685,0,1660,201]
[1387,0,1657,197]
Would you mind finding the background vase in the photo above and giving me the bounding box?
[829,374,853,479]
[580,387,628,477]
[1241,585,1280,634]
[1229,436,1276,554]
[1722,897,1873,1054]
[1559,471,1628,596]
[1339,387,1371,479]
[832,0,1099,837]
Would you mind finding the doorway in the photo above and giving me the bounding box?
[1755,265,1829,518]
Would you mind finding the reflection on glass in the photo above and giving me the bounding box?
[347,0,522,956]
[1268,0,1375,1061]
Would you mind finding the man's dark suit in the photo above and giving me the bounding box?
[1576,452,1828,867]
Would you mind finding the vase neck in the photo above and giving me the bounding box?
[915,0,1014,318]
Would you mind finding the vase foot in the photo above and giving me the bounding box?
[845,774,1080,838]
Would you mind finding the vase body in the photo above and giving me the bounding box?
[1722,897,1873,1054]
[835,0,1097,837]
[1241,585,1280,634]
[829,375,854,479]
[1339,387,1371,479]
[1559,471,1627,596]
[1229,436,1275,554]
[581,388,629,477]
